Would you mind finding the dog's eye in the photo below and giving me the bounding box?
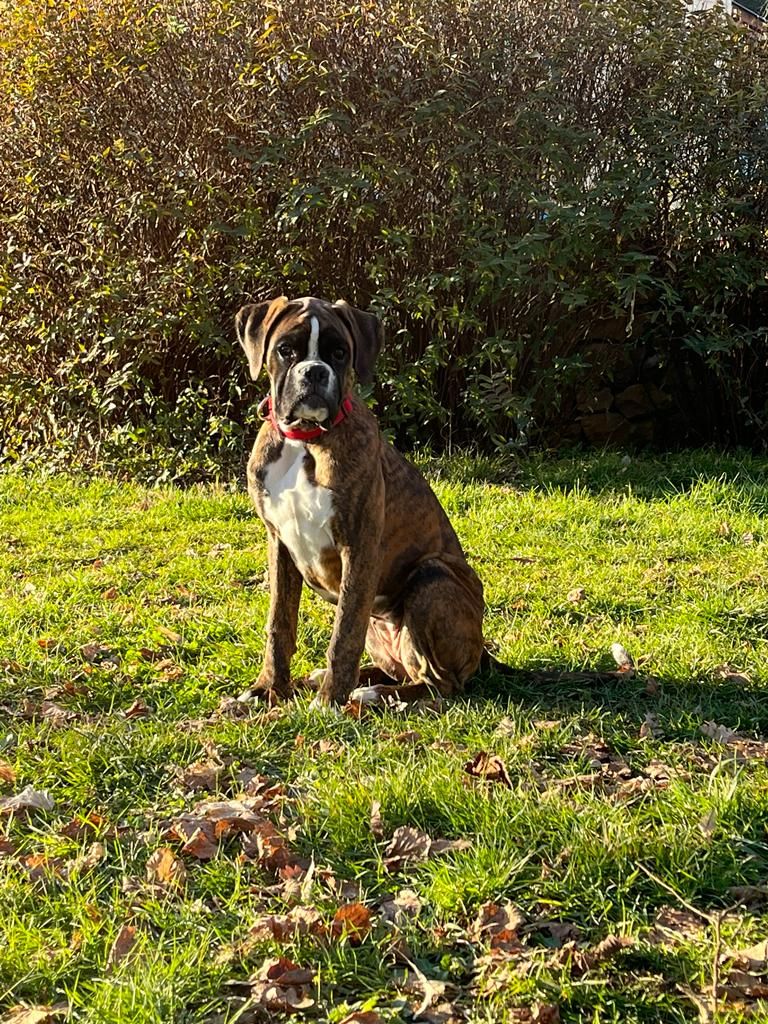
[277,344,294,360]
[332,346,346,361]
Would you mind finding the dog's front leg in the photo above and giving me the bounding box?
[315,540,381,706]
[250,528,302,702]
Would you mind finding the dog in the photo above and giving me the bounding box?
[236,295,485,708]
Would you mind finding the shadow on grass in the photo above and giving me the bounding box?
[470,664,768,737]
[419,446,768,501]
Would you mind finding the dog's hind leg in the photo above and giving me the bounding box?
[351,559,484,705]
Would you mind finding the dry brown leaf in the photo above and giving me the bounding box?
[509,1006,560,1023]
[101,586,118,600]
[0,836,17,857]
[728,884,768,906]
[107,923,138,970]
[338,1013,382,1024]
[394,730,422,745]
[416,1003,467,1024]
[249,905,324,943]
[700,721,740,744]
[471,901,526,941]
[383,825,432,871]
[157,625,182,644]
[0,785,54,816]
[714,664,751,685]
[727,939,768,973]
[379,887,422,928]
[1,1005,69,1024]
[146,846,187,889]
[565,933,633,975]
[80,642,115,664]
[370,800,384,839]
[249,956,315,1012]
[567,587,586,604]
[0,761,16,785]
[463,751,513,789]
[22,853,65,882]
[647,906,706,947]
[430,837,473,856]
[639,712,662,740]
[181,826,218,860]
[175,757,223,793]
[123,699,151,719]
[66,841,106,875]
[331,902,372,944]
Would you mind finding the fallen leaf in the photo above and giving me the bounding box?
[21,853,65,881]
[338,1013,382,1024]
[639,712,662,740]
[430,837,472,856]
[698,808,717,838]
[101,586,118,600]
[0,836,17,857]
[175,757,224,792]
[611,643,634,674]
[370,799,384,839]
[471,901,525,941]
[181,826,219,860]
[157,625,182,644]
[383,825,432,871]
[66,841,106,875]
[567,587,586,604]
[249,905,324,943]
[331,902,372,944]
[509,1006,560,1024]
[146,847,187,890]
[249,957,315,1012]
[0,760,15,785]
[463,751,513,789]
[379,888,422,928]
[123,699,151,719]
[564,933,633,975]
[1,1006,68,1024]
[107,924,138,970]
[37,638,59,651]
[81,642,116,664]
[0,785,54,816]
[727,939,768,973]
[700,721,740,744]
[415,1002,466,1023]
[713,664,751,685]
[647,906,706,947]
[394,730,422,745]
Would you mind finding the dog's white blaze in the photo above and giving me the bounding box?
[307,316,320,360]
[262,439,337,586]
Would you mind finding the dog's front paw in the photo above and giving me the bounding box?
[237,678,293,706]
[307,693,343,716]
[348,685,386,706]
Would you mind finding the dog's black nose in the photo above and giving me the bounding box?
[300,363,328,387]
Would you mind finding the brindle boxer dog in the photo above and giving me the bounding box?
[236,295,485,708]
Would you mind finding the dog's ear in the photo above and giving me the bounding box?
[235,297,290,380]
[333,301,383,386]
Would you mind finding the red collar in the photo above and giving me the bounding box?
[257,394,354,442]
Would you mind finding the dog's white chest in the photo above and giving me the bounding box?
[262,441,335,576]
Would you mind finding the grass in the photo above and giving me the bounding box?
[2,449,768,1023]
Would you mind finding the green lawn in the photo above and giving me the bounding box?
[2,451,768,1024]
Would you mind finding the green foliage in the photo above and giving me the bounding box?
[1,0,767,479]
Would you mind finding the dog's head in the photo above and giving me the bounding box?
[236,296,382,429]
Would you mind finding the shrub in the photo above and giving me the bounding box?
[1,0,767,480]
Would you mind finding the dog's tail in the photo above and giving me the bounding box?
[479,648,621,685]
